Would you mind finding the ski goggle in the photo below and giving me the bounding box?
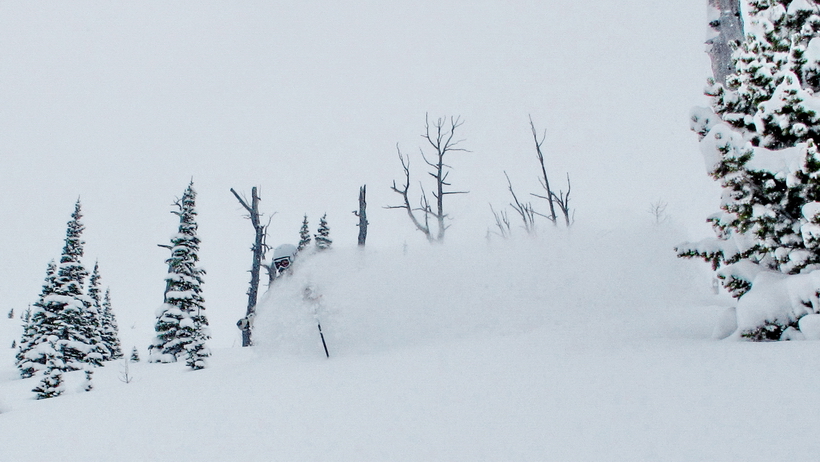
[273,258,291,270]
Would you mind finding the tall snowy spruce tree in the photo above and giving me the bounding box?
[679,0,820,339]
[18,201,104,396]
[51,200,103,368]
[149,181,211,369]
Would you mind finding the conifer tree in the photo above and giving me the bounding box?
[78,261,104,366]
[315,214,332,251]
[83,367,94,392]
[149,181,210,368]
[130,346,140,362]
[100,288,123,360]
[680,0,820,338]
[32,348,65,399]
[297,215,311,252]
[48,200,102,369]
[16,262,58,378]
[7,308,13,319]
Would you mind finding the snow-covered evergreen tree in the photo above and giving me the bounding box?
[130,346,140,362]
[297,215,311,252]
[32,347,65,399]
[88,263,122,361]
[149,181,210,368]
[16,263,57,378]
[100,288,123,360]
[48,200,103,368]
[7,308,13,319]
[77,261,104,366]
[315,214,332,251]
[83,367,94,392]
[680,0,820,339]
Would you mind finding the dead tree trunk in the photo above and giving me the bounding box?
[528,116,573,227]
[353,185,368,246]
[529,116,558,225]
[706,0,744,85]
[230,186,267,347]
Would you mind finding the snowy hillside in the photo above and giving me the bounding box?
[2,225,794,462]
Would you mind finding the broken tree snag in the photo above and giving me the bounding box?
[706,0,744,86]
[230,186,267,347]
[353,184,368,246]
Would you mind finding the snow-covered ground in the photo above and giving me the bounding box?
[5,225,818,462]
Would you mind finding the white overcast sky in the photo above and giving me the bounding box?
[0,1,716,347]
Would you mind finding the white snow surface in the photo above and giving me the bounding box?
[6,225,820,462]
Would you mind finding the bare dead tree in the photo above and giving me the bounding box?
[387,149,432,239]
[648,199,670,224]
[230,186,269,347]
[353,184,368,246]
[706,0,743,86]
[528,116,573,227]
[553,173,573,226]
[387,114,469,242]
[119,357,134,384]
[489,204,511,239]
[504,171,537,234]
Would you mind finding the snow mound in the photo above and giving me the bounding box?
[799,314,820,340]
[712,306,737,339]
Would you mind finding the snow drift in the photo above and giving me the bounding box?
[254,223,718,357]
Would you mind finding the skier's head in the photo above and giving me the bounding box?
[272,244,297,274]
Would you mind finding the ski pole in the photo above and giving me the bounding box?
[317,321,329,358]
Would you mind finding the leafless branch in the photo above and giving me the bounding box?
[387,146,433,240]
[552,173,573,226]
[505,171,537,234]
[529,115,558,225]
[489,204,511,239]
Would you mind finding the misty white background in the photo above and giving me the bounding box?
[0,1,715,349]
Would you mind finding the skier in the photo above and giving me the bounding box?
[236,244,297,334]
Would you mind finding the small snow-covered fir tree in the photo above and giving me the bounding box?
[32,346,65,399]
[77,261,104,366]
[680,0,820,339]
[100,288,123,360]
[7,308,13,319]
[315,214,332,251]
[149,181,210,368]
[130,346,140,362]
[82,367,94,392]
[297,215,312,252]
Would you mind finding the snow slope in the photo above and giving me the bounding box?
[7,225,814,462]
